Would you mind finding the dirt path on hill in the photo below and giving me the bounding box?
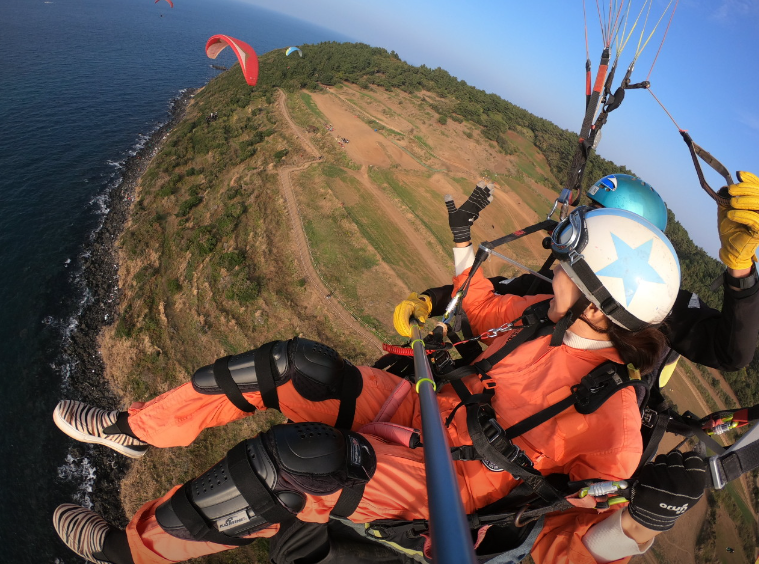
[276,90,382,353]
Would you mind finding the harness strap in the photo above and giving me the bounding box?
[505,362,630,439]
[636,409,671,474]
[526,254,556,295]
[444,301,554,383]
[334,366,359,429]
[549,296,589,346]
[167,482,256,546]
[227,440,295,524]
[254,341,281,411]
[466,404,565,504]
[213,356,257,413]
[712,440,759,486]
[330,484,366,518]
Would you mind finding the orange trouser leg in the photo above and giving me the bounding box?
[128,366,416,447]
[125,437,437,564]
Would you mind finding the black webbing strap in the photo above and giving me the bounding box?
[213,356,257,413]
[227,440,295,524]
[636,410,671,475]
[168,482,255,546]
[569,260,647,331]
[526,254,556,295]
[487,220,558,248]
[549,296,590,347]
[443,301,554,383]
[476,498,574,526]
[445,378,494,427]
[716,441,759,484]
[680,131,732,207]
[504,363,636,440]
[254,341,281,411]
[333,367,359,430]
[465,404,564,504]
[503,396,577,441]
[330,484,366,518]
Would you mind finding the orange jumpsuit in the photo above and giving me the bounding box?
[124,268,642,564]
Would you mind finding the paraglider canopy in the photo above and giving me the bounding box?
[285,46,302,57]
[154,0,174,7]
[205,34,259,86]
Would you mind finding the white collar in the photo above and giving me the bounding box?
[563,330,613,350]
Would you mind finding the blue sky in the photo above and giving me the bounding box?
[240,0,759,259]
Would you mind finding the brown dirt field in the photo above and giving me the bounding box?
[310,86,550,274]
[309,91,423,170]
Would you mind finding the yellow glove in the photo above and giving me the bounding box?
[718,171,759,270]
[393,293,432,338]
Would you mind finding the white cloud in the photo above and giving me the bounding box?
[738,112,759,133]
[711,0,757,22]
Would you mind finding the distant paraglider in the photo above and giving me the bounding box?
[285,46,302,58]
[205,34,259,86]
[154,0,174,7]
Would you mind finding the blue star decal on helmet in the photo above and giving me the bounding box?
[595,233,665,306]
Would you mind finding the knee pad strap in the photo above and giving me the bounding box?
[155,423,376,544]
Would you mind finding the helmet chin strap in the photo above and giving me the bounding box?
[550,295,591,347]
[578,311,610,335]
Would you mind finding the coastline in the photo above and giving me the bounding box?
[61,88,196,527]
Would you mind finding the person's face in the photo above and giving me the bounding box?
[547,263,583,323]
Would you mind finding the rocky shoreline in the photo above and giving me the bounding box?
[62,88,196,527]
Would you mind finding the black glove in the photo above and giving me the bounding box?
[445,182,495,243]
[628,451,707,531]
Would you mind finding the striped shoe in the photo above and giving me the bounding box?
[53,400,149,458]
[53,504,113,564]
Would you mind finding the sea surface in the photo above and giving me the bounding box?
[0,0,351,561]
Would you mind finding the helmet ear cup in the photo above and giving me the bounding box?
[587,174,668,231]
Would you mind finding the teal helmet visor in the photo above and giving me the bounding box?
[587,174,668,231]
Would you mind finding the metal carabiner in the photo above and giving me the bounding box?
[547,188,573,221]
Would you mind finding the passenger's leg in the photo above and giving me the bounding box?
[126,422,387,563]
[124,338,415,448]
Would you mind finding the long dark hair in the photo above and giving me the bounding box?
[608,324,668,375]
[580,315,668,375]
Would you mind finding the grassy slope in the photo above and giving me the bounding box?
[101,44,756,563]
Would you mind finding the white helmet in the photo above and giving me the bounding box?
[551,207,680,330]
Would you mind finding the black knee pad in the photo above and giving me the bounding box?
[288,339,363,402]
[191,338,363,412]
[264,422,376,495]
[155,423,376,543]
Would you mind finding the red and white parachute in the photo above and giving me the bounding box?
[205,34,259,86]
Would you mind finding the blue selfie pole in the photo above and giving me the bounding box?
[410,323,477,564]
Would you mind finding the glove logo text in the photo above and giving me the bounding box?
[659,502,689,515]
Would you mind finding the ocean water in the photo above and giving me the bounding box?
[0,1,351,561]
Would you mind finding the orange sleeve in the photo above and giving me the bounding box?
[452,268,540,338]
[532,507,632,564]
